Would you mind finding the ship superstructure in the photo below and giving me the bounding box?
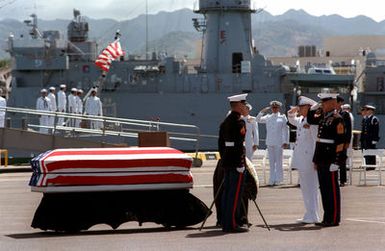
[5,1,361,149]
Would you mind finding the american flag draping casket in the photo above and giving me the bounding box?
[29,147,194,192]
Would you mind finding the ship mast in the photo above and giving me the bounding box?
[145,0,149,60]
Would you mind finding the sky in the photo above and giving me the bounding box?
[0,0,385,22]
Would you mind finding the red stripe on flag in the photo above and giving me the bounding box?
[44,159,192,172]
[45,173,193,186]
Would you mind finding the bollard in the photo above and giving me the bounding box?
[5,117,11,128]
[21,118,27,130]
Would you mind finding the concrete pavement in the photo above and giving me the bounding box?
[0,160,385,251]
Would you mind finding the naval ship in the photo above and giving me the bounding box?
[7,0,378,150]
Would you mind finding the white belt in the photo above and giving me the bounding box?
[225,142,234,147]
[317,138,335,144]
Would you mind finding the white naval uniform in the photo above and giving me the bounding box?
[36,96,51,134]
[47,92,57,128]
[57,90,67,126]
[67,94,78,127]
[0,96,6,128]
[288,113,320,223]
[256,112,289,185]
[243,115,259,160]
[85,96,103,129]
[75,96,83,127]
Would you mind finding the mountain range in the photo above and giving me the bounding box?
[1,8,385,59]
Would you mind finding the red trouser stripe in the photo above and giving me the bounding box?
[331,171,338,224]
[232,172,243,229]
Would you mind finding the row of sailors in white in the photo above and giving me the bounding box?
[36,86,103,133]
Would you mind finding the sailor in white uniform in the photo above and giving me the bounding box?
[256,100,289,185]
[85,89,103,129]
[36,89,51,134]
[0,89,6,128]
[68,88,78,127]
[242,103,259,160]
[47,86,57,130]
[57,84,67,126]
[75,89,84,127]
[288,96,320,224]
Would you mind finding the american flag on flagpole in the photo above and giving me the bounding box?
[95,39,124,72]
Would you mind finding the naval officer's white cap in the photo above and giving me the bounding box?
[59,84,66,88]
[342,104,351,109]
[227,93,247,102]
[298,96,317,106]
[71,88,77,92]
[270,100,282,107]
[317,92,339,101]
[364,104,376,110]
[49,86,55,91]
[77,89,83,93]
[245,102,252,111]
[40,88,47,93]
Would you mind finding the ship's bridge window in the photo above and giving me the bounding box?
[232,53,243,73]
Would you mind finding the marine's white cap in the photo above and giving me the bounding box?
[298,96,317,106]
[40,88,47,93]
[49,86,55,91]
[342,104,351,109]
[59,84,66,88]
[317,92,339,101]
[71,88,77,92]
[227,93,247,102]
[270,100,282,107]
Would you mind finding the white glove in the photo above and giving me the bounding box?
[236,166,245,173]
[310,103,321,111]
[329,163,339,172]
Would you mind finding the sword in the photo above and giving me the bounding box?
[252,199,270,231]
[199,179,224,231]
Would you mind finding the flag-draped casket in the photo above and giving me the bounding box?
[30,147,193,192]
[29,147,210,232]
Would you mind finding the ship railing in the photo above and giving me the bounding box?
[2,106,201,155]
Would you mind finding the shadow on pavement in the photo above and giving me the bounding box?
[256,223,322,231]
[6,226,195,239]
[186,228,228,238]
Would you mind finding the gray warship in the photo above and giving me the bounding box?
[7,0,382,150]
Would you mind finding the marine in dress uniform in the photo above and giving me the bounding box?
[288,96,320,224]
[256,100,289,186]
[307,93,344,227]
[336,96,352,186]
[218,93,248,232]
[360,105,380,165]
